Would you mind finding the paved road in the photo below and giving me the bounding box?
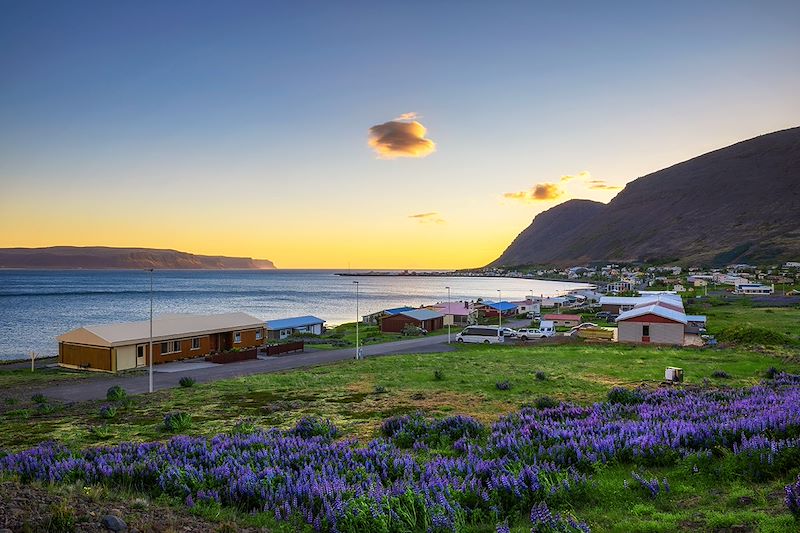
[33,319,531,403]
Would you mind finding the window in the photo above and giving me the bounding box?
[642,325,650,337]
[234,331,241,343]
[160,341,182,355]
[191,337,201,350]
[172,340,182,353]
[255,330,263,341]
[137,345,145,358]
[160,342,169,354]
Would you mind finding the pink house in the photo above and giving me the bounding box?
[431,301,477,326]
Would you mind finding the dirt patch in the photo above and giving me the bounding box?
[0,480,267,532]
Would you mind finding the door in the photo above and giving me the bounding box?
[136,344,146,366]
[642,325,651,343]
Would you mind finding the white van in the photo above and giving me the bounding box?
[455,326,505,344]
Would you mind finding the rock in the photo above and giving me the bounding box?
[101,514,128,531]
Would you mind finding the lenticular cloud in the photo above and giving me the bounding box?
[368,117,436,158]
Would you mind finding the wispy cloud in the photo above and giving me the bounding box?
[409,212,445,224]
[587,179,621,190]
[503,183,563,202]
[560,170,592,182]
[394,112,420,121]
[368,113,436,159]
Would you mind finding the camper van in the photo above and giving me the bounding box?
[455,326,505,344]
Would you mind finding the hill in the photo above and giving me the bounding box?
[0,246,276,269]
[493,127,800,267]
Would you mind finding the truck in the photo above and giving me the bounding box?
[516,320,556,340]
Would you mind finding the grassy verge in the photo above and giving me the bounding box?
[303,322,449,350]
[687,297,800,343]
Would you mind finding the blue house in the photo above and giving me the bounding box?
[265,315,326,340]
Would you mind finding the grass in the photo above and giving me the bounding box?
[305,322,449,350]
[687,298,800,342]
[1,343,799,531]
[0,368,90,389]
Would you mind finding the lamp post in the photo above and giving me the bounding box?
[147,268,154,393]
[353,281,359,360]
[497,289,502,330]
[446,286,451,344]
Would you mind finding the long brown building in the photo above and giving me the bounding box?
[57,312,265,372]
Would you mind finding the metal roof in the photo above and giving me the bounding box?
[265,315,325,330]
[600,293,684,308]
[685,315,707,323]
[616,303,687,324]
[396,309,444,321]
[57,312,264,347]
[481,301,518,311]
[384,306,416,315]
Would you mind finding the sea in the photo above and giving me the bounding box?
[0,269,589,361]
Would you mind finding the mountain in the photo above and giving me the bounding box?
[0,247,276,270]
[493,127,800,267]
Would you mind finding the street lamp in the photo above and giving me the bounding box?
[445,286,451,344]
[147,268,154,393]
[497,289,502,330]
[353,281,360,360]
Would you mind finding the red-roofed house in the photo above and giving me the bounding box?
[616,302,686,345]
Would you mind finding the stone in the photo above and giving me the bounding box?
[101,514,128,531]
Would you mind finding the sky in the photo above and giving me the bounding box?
[1,1,799,269]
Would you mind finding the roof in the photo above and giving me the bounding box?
[543,314,582,320]
[616,303,687,324]
[481,301,518,311]
[686,315,707,323]
[432,303,474,316]
[384,306,416,316]
[395,309,444,321]
[58,312,264,348]
[600,293,684,308]
[266,315,325,330]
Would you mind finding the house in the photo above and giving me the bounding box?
[542,314,582,327]
[616,301,686,345]
[380,309,444,333]
[509,298,541,316]
[57,312,265,372]
[477,301,518,318]
[362,306,415,325]
[734,282,774,295]
[265,315,325,340]
[430,302,477,326]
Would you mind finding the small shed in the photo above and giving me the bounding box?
[616,303,686,345]
[380,309,444,333]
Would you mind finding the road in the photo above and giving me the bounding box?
[34,320,531,403]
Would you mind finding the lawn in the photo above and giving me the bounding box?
[304,321,449,350]
[687,298,800,342]
[1,343,799,532]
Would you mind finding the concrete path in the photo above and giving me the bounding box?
[32,319,532,404]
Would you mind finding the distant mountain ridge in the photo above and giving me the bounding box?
[493,127,800,267]
[0,247,276,270]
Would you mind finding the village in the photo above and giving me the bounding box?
[51,261,800,375]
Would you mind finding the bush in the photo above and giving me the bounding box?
[535,371,547,381]
[434,369,445,381]
[162,411,193,432]
[716,325,794,346]
[712,370,731,379]
[765,366,780,379]
[290,417,339,441]
[179,376,196,388]
[88,425,113,440]
[31,393,47,404]
[607,387,644,405]
[495,380,512,391]
[534,396,559,409]
[98,404,117,419]
[46,500,75,532]
[380,413,485,449]
[106,385,127,402]
[373,385,387,394]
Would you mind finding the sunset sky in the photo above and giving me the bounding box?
[1,1,799,269]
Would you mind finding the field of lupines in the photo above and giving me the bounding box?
[2,373,800,532]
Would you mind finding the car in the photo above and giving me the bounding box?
[499,327,518,338]
[595,311,612,320]
[516,327,550,340]
[526,311,541,319]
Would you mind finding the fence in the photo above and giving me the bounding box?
[264,341,304,357]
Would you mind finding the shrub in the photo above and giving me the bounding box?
[434,369,445,381]
[179,376,196,388]
[163,411,193,432]
[534,396,559,409]
[36,403,57,415]
[46,500,75,532]
[106,385,127,402]
[381,413,485,449]
[88,425,113,440]
[31,393,47,404]
[99,404,117,419]
[535,370,547,381]
[495,380,512,391]
[607,387,644,405]
[290,417,339,441]
[712,370,731,379]
[373,385,387,394]
[765,366,780,379]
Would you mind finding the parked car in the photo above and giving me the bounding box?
[516,327,550,340]
[499,327,518,338]
[526,311,541,319]
[455,326,505,344]
[595,311,612,320]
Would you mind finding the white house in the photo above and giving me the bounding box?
[734,283,774,295]
[616,301,687,345]
[265,315,325,340]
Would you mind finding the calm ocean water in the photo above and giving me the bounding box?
[0,270,588,361]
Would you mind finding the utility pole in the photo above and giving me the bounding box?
[497,289,502,330]
[147,268,154,393]
[446,286,451,344]
[353,281,359,359]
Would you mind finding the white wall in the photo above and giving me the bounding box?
[116,345,137,371]
[618,321,684,345]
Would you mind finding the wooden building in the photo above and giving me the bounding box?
[380,309,444,333]
[57,312,265,372]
